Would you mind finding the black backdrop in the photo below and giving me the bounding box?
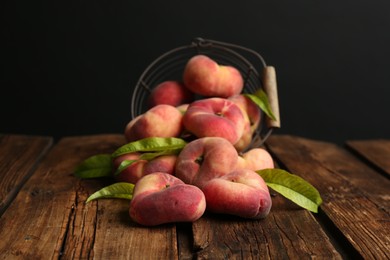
[2,0,390,144]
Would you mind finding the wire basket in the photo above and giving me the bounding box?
[131,37,280,148]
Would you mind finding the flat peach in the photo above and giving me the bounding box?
[202,169,272,219]
[129,172,206,226]
[183,97,245,145]
[175,137,239,189]
[183,55,243,98]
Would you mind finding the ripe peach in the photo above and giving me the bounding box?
[182,97,245,145]
[228,94,261,135]
[124,104,183,142]
[129,172,206,226]
[147,80,194,108]
[233,119,253,152]
[113,152,147,184]
[183,55,244,98]
[175,137,239,189]
[236,148,274,171]
[201,169,272,219]
[229,94,262,151]
[124,115,142,138]
[143,155,177,176]
[113,154,177,184]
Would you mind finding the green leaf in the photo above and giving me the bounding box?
[112,137,187,158]
[86,182,135,203]
[138,148,182,160]
[74,154,113,179]
[113,148,183,176]
[244,90,276,121]
[114,159,138,176]
[257,168,323,213]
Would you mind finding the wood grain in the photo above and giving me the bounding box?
[266,135,390,259]
[92,199,178,260]
[0,134,53,216]
[192,193,342,259]
[1,133,389,259]
[346,139,390,178]
[0,134,178,259]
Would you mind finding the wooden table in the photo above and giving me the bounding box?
[0,134,389,259]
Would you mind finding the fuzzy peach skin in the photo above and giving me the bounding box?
[113,152,147,184]
[147,80,194,108]
[236,148,274,171]
[201,169,272,219]
[124,115,142,137]
[233,118,252,152]
[183,55,244,98]
[124,104,183,142]
[175,137,239,189]
[113,154,177,184]
[183,97,245,145]
[228,94,262,151]
[228,94,261,133]
[143,155,177,175]
[129,172,206,226]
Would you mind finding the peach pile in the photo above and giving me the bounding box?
[122,54,274,226]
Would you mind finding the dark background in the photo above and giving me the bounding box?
[2,0,390,145]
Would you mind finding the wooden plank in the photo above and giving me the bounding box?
[192,194,342,259]
[0,134,178,259]
[0,134,53,216]
[191,152,342,259]
[346,139,390,178]
[177,223,194,260]
[265,135,390,259]
[92,199,178,259]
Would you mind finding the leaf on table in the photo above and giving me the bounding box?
[112,137,187,157]
[74,154,113,179]
[257,168,323,213]
[86,182,135,203]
